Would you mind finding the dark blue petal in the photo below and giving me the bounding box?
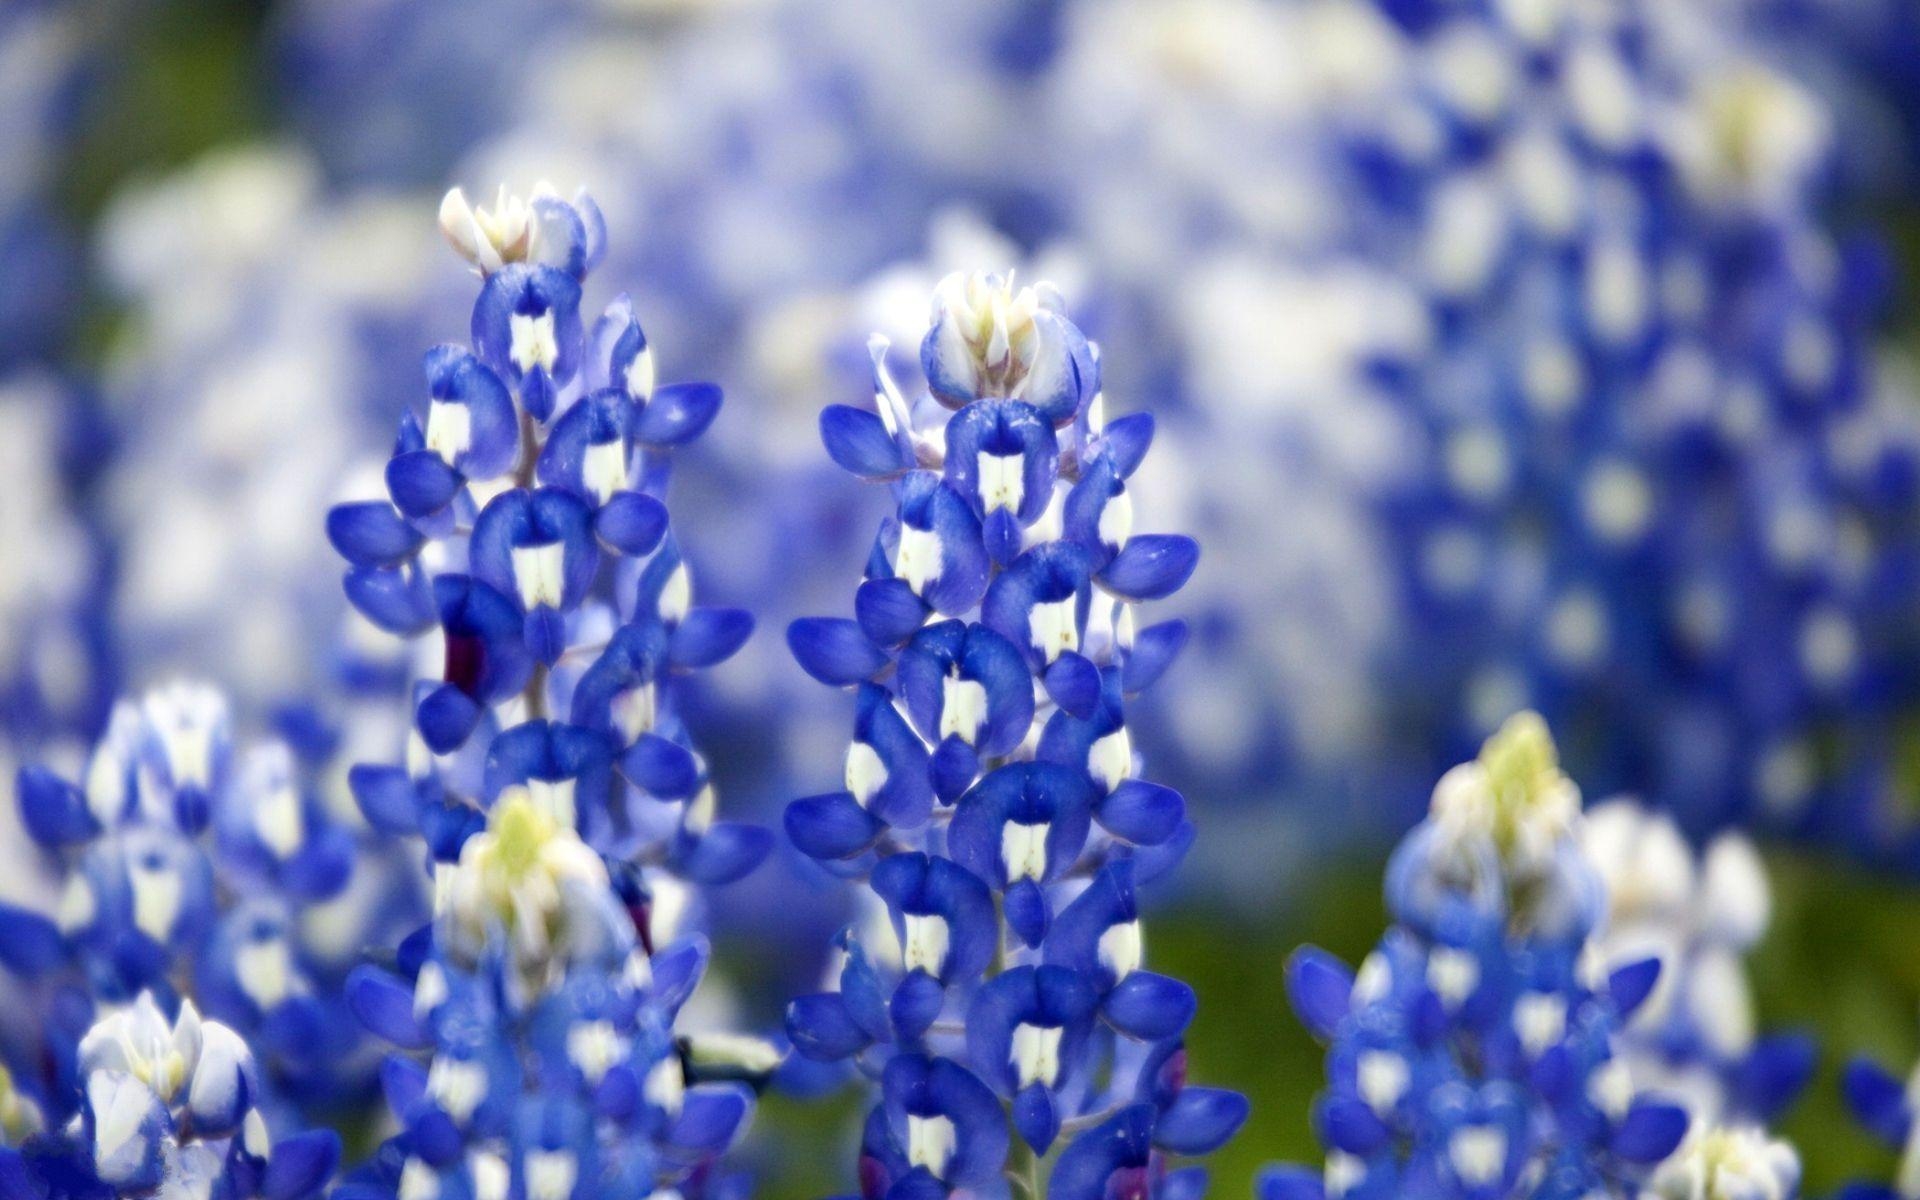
[1317,1094,1391,1155]
[1611,1101,1689,1163]
[416,684,483,755]
[621,735,701,798]
[1043,652,1102,719]
[1099,535,1199,601]
[676,823,771,886]
[650,936,710,1015]
[1004,878,1050,948]
[670,608,754,670]
[1095,780,1185,846]
[262,1131,341,1200]
[347,765,420,835]
[595,491,669,557]
[634,382,722,446]
[788,618,888,686]
[1844,1058,1911,1143]
[345,565,436,635]
[822,405,910,479]
[785,793,885,861]
[346,966,429,1049]
[0,903,64,977]
[857,578,929,647]
[385,451,463,518]
[1736,1033,1816,1122]
[380,1055,428,1118]
[17,765,99,846]
[786,994,871,1061]
[1013,1084,1058,1155]
[1102,972,1195,1040]
[667,1085,749,1152]
[327,501,424,567]
[1122,620,1188,694]
[1256,1166,1327,1200]
[1285,947,1353,1040]
[889,971,944,1042]
[1607,957,1662,1018]
[1101,412,1155,478]
[1050,1106,1154,1200]
[1153,1088,1248,1155]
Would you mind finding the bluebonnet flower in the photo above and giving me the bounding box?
[0,990,340,1200]
[328,185,772,1200]
[1579,801,1813,1128]
[782,273,1244,1196]
[2,683,418,1113]
[1258,714,1800,1200]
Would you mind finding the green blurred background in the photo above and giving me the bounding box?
[48,3,1920,1195]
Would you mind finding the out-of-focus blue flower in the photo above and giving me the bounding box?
[1581,800,1814,1129]
[328,185,772,1200]
[1259,714,1802,1200]
[782,274,1243,1196]
[3,683,424,1113]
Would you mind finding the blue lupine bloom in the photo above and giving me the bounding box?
[1579,801,1814,1130]
[0,683,400,1197]
[328,185,772,1200]
[783,273,1245,1196]
[1258,714,1802,1200]
[0,991,340,1200]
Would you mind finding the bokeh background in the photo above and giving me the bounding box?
[6,0,1920,1193]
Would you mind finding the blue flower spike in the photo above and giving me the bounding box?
[1261,714,1803,1200]
[783,273,1240,1194]
[319,185,771,1200]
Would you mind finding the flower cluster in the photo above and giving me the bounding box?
[1581,801,1812,1128]
[325,185,772,1200]
[0,683,382,1197]
[1321,0,1920,846]
[782,272,1245,1196]
[1259,714,1800,1200]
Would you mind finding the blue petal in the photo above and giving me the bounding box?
[1844,1058,1910,1142]
[1607,957,1662,1018]
[1611,1101,1689,1163]
[1736,1033,1816,1122]
[634,382,723,446]
[1044,652,1102,719]
[785,792,885,861]
[385,450,463,518]
[595,490,669,556]
[822,405,910,479]
[1013,1084,1058,1155]
[327,501,423,567]
[348,765,422,835]
[262,1130,342,1200]
[650,935,710,1015]
[416,684,483,755]
[0,903,64,977]
[1285,947,1353,1040]
[17,765,99,846]
[1050,1106,1153,1200]
[677,823,771,886]
[670,608,754,670]
[788,618,887,686]
[1101,412,1155,478]
[621,735,701,798]
[1095,780,1185,846]
[787,994,871,1061]
[1122,619,1189,694]
[381,1055,428,1118]
[346,966,429,1049]
[1256,1166,1327,1200]
[667,1085,750,1153]
[1102,972,1195,1040]
[1153,1088,1248,1155]
[857,578,930,647]
[889,971,944,1042]
[345,565,436,635]
[1099,534,1199,601]
[1317,1094,1390,1155]
[1004,878,1050,948]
